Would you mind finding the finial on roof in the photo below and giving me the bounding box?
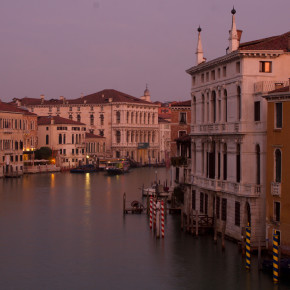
[231,6,236,15]
[197,26,201,33]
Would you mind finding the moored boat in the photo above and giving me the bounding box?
[70,164,98,173]
[105,159,130,175]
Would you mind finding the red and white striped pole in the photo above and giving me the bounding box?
[149,197,153,229]
[161,200,165,238]
[153,198,156,230]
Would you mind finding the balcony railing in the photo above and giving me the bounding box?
[271,182,281,196]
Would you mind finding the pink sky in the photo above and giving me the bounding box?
[0,0,289,103]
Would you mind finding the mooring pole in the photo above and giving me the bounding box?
[123,192,126,214]
[156,201,160,238]
[149,197,153,229]
[214,211,217,244]
[161,200,165,238]
[245,223,251,270]
[273,231,279,283]
[195,210,199,237]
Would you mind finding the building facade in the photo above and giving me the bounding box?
[158,117,171,164]
[38,116,87,168]
[263,83,290,255]
[0,101,37,177]
[184,10,290,245]
[13,88,160,165]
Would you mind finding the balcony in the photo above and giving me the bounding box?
[254,80,289,94]
[271,182,281,196]
[198,122,243,134]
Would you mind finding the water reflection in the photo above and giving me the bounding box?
[0,168,289,289]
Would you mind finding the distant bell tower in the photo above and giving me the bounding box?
[196,26,206,65]
[228,7,239,53]
[141,84,151,102]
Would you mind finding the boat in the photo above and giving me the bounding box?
[141,183,172,199]
[70,164,98,173]
[105,159,130,175]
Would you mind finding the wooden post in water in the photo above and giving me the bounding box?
[258,239,262,270]
[123,192,126,214]
[195,210,199,237]
[191,209,194,235]
[181,206,184,231]
[222,221,226,251]
[214,211,217,244]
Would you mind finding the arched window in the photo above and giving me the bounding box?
[77,114,81,122]
[275,149,282,183]
[116,111,120,124]
[100,114,104,125]
[90,114,94,125]
[256,145,260,185]
[131,112,134,124]
[224,89,228,122]
[127,112,129,123]
[237,86,241,121]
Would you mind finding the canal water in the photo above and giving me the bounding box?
[0,167,289,290]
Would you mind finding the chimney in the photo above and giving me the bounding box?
[275,82,284,90]
[40,94,45,104]
[102,94,104,98]
[60,96,64,101]
[51,118,55,125]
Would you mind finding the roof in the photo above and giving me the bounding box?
[13,89,155,107]
[269,86,290,93]
[171,100,191,107]
[239,31,290,52]
[38,116,85,126]
[0,101,36,115]
[158,113,171,120]
[85,132,105,139]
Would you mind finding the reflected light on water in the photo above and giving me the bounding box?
[50,173,55,188]
[84,173,91,212]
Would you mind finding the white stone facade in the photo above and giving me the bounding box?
[185,15,290,245]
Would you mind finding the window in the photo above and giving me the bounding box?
[237,86,241,120]
[99,130,104,137]
[223,66,227,77]
[260,61,272,73]
[216,196,220,219]
[224,89,228,122]
[179,112,187,124]
[254,101,260,121]
[206,72,209,82]
[230,201,240,228]
[201,74,204,83]
[275,102,282,128]
[221,198,227,221]
[275,149,282,183]
[46,135,49,145]
[90,114,94,125]
[223,144,227,181]
[205,194,208,215]
[256,145,261,185]
[192,76,196,86]
[274,202,280,222]
[236,61,240,73]
[236,144,241,183]
[59,134,62,144]
[200,192,204,213]
[178,131,186,138]
[116,130,121,143]
[100,114,104,125]
[217,68,221,78]
[116,111,120,124]
[69,107,72,111]
[211,70,215,80]
[77,114,81,122]
[192,190,196,210]
[69,115,72,120]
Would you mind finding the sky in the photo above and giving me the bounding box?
[0,0,289,103]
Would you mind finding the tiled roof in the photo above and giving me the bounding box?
[269,86,290,93]
[85,132,105,139]
[239,31,290,51]
[14,89,155,106]
[171,100,191,107]
[38,116,85,126]
[158,113,171,120]
[0,101,37,115]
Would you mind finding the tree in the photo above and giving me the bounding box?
[34,147,52,160]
